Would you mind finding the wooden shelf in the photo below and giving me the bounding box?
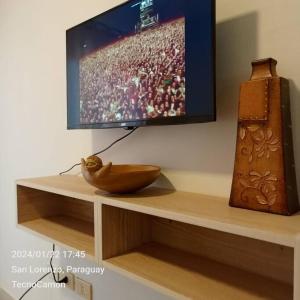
[17,175,300,247]
[104,242,293,300]
[20,216,95,257]
[16,175,300,299]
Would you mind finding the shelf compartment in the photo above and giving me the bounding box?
[102,205,293,299]
[99,187,300,247]
[17,185,95,258]
[105,243,292,300]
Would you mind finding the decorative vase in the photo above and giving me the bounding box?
[230,58,299,215]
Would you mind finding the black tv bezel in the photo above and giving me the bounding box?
[66,0,216,130]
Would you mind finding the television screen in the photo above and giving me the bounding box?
[67,0,215,129]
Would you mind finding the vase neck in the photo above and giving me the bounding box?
[250,58,278,80]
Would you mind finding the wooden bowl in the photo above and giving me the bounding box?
[81,158,161,194]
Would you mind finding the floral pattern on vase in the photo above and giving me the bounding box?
[239,125,280,163]
[239,171,278,206]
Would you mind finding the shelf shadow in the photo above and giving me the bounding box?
[95,186,175,199]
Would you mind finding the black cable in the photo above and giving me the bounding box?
[50,244,68,284]
[59,127,138,176]
[18,272,51,300]
[92,127,138,156]
[18,244,67,300]
[50,243,59,283]
[58,162,81,176]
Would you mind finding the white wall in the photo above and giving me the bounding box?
[0,0,300,299]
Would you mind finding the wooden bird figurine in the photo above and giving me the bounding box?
[81,156,112,188]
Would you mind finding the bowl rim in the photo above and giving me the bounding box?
[109,164,161,174]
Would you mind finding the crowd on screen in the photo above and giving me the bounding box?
[79,17,186,124]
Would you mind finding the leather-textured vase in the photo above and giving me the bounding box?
[230,58,299,215]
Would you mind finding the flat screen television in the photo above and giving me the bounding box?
[67,0,216,129]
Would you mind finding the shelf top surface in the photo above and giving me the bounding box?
[17,175,96,202]
[17,175,300,247]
